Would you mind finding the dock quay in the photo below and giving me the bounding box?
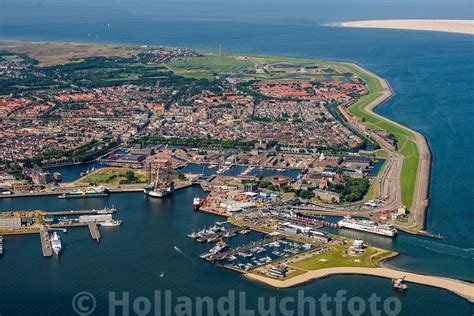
[39,226,52,257]
[88,223,101,241]
[206,235,285,262]
[219,263,247,274]
[416,230,444,240]
[45,207,116,217]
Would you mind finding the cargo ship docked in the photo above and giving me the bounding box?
[338,216,397,237]
[58,186,109,199]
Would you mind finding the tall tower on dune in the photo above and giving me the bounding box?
[218,44,223,57]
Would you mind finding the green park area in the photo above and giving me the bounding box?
[344,64,419,209]
[251,243,395,280]
[291,244,394,271]
[78,168,146,185]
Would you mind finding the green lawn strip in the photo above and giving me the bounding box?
[400,156,419,208]
[344,64,421,210]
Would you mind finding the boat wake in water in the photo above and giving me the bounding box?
[173,245,193,261]
[402,237,474,260]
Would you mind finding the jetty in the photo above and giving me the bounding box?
[246,267,474,303]
[39,226,52,257]
[45,207,116,216]
[88,223,101,241]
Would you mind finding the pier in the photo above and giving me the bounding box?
[45,207,116,216]
[39,226,52,257]
[88,223,101,241]
[246,267,474,303]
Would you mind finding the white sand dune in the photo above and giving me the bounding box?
[338,19,474,35]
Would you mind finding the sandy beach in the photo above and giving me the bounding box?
[338,19,474,35]
[246,267,474,302]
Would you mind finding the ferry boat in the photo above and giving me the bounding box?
[100,219,122,227]
[51,232,62,255]
[58,186,109,199]
[338,216,397,237]
[193,197,205,211]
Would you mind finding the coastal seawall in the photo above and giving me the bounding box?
[346,63,432,230]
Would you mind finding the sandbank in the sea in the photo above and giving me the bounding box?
[335,19,473,35]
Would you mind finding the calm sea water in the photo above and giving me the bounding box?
[0,0,473,314]
[1,190,473,315]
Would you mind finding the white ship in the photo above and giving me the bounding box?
[51,232,62,255]
[144,184,174,198]
[0,236,3,256]
[338,216,397,237]
[100,219,122,227]
[199,240,229,259]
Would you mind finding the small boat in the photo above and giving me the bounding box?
[238,229,251,235]
[187,231,198,239]
[226,255,237,262]
[100,219,122,227]
[223,231,236,238]
[392,276,408,291]
[160,272,165,278]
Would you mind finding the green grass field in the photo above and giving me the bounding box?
[345,64,419,209]
[292,245,393,270]
[166,52,351,81]
[79,168,146,185]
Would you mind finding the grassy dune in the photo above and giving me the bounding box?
[345,64,419,209]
